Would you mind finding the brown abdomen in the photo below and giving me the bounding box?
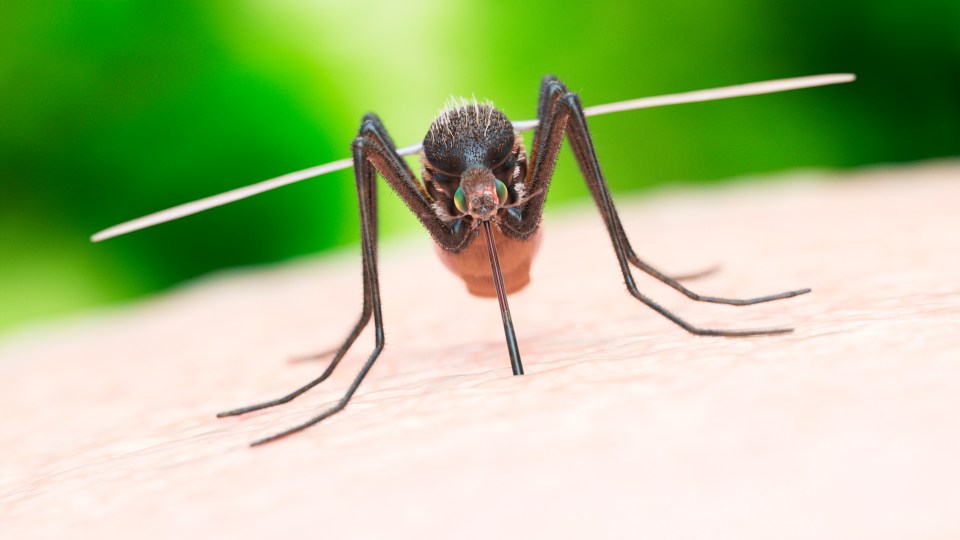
[436,227,542,297]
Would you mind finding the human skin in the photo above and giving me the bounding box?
[1,162,958,538]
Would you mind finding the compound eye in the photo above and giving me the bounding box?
[495,180,509,205]
[454,187,467,214]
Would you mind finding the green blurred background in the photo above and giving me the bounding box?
[1,1,957,336]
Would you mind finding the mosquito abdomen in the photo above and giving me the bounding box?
[435,227,542,297]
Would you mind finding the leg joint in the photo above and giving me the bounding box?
[357,120,380,137]
[558,92,583,111]
[351,136,367,154]
[544,79,568,96]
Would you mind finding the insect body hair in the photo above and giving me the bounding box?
[423,100,515,175]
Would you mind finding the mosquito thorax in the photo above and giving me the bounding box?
[423,102,515,173]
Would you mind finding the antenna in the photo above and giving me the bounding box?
[92,73,855,242]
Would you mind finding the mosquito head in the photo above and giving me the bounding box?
[422,101,524,224]
[454,167,509,221]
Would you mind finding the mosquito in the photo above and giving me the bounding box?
[92,73,855,446]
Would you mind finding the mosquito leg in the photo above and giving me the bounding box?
[608,203,809,304]
[628,250,808,305]
[249,130,389,446]
[563,93,799,334]
[288,347,337,363]
[667,264,720,282]
[216,308,370,417]
[250,339,379,446]
[218,154,381,418]
[511,77,800,336]
[349,115,472,251]
[236,116,470,445]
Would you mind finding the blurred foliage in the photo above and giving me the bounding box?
[1,0,957,334]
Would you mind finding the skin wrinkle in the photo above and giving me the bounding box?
[1,161,959,538]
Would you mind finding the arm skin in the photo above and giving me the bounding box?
[1,161,959,539]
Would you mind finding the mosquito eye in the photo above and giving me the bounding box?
[454,187,467,213]
[495,180,509,204]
